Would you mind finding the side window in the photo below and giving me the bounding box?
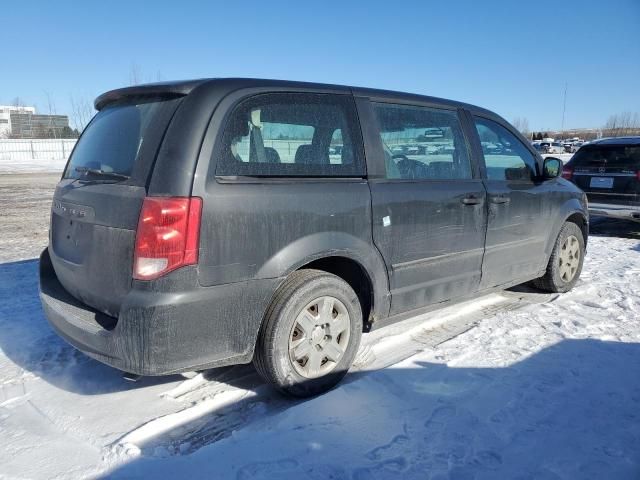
[215,93,364,177]
[473,117,538,181]
[372,103,472,180]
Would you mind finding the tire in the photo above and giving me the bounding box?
[533,221,585,293]
[254,269,363,397]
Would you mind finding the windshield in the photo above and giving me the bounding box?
[64,98,179,181]
[571,144,640,169]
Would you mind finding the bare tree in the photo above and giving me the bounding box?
[11,96,24,107]
[129,62,142,86]
[44,91,59,139]
[603,112,640,137]
[32,123,50,139]
[70,94,95,132]
[511,117,531,138]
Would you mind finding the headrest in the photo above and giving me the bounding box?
[428,161,454,179]
[264,147,281,163]
[504,166,531,181]
[250,108,262,128]
[295,145,317,164]
[227,113,249,139]
[341,144,353,164]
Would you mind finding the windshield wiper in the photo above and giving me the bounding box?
[75,167,130,181]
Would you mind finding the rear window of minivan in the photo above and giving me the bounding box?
[214,93,365,178]
[571,145,640,169]
[63,97,181,182]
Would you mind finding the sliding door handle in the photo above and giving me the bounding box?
[490,195,511,205]
[461,195,482,205]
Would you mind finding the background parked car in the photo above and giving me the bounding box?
[562,136,640,222]
[548,142,565,154]
[537,138,565,155]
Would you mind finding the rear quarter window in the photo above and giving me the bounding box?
[214,93,365,177]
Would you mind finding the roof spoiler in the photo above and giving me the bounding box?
[94,79,209,110]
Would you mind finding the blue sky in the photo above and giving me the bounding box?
[2,0,639,131]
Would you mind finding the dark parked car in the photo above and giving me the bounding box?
[562,137,640,222]
[39,79,588,396]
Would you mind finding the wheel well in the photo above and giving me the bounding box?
[566,212,588,246]
[298,256,373,328]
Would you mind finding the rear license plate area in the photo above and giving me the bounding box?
[590,177,613,189]
[51,213,90,264]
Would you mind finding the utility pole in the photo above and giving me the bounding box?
[560,82,567,138]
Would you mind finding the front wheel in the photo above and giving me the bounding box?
[533,222,585,293]
[254,269,362,397]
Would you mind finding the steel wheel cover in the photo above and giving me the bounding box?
[558,234,580,283]
[288,296,351,379]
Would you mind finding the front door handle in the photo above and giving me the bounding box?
[461,195,482,205]
[490,195,511,205]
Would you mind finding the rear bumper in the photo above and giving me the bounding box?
[39,249,281,375]
[588,202,640,222]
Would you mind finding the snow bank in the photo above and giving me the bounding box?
[0,157,68,173]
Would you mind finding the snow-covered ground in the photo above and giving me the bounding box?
[0,173,639,479]
[0,157,67,174]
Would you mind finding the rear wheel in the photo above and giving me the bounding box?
[254,269,362,397]
[533,222,585,293]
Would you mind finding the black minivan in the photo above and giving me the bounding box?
[39,79,588,396]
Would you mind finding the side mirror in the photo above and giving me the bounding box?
[543,157,562,179]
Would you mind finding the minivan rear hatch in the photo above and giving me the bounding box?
[568,144,640,205]
[49,96,183,317]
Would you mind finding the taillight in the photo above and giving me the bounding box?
[133,197,202,280]
[562,167,573,180]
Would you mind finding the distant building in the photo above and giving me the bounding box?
[0,105,35,137]
[0,105,71,138]
[10,112,71,138]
